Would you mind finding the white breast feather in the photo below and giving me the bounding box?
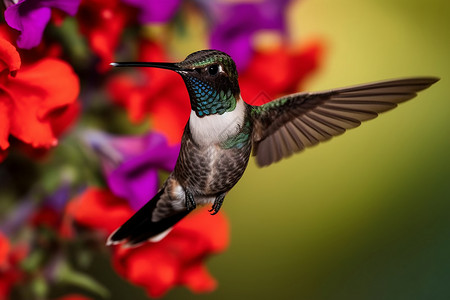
[189,97,246,145]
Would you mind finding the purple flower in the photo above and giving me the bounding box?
[83,130,180,210]
[197,0,292,70]
[121,0,181,24]
[4,0,81,49]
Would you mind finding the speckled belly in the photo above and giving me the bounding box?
[174,140,252,196]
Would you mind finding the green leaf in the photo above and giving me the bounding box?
[56,262,110,299]
[31,277,49,299]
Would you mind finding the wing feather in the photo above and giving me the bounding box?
[292,119,320,146]
[251,77,439,167]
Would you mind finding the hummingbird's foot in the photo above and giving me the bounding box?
[209,193,226,215]
[185,190,196,211]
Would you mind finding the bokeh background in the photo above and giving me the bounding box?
[170,1,450,299]
[1,0,449,299]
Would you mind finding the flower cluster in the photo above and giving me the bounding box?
[0,0,323,299]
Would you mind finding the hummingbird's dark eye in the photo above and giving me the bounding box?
[208,64,219,76]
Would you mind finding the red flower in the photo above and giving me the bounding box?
[0,232,27,300]
[65,188,229,297]
[30,206,61,230]
[240,40,323,106]
[112,208,229,297]
[77,0,137,72]
[108,41,190,144]
[0,37,80,162]
[64,188,134,236]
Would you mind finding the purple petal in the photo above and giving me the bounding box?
[122,0,181,23]
[5,3,51,49]
[210,26,253,71]
[108,167,159,211]
[43,184,72,212]
[4,0,81,49]
[82,130,180,210]
[105,134,180,209]
[208,0,291,70]
[110,131,168,159]
[39,0,81,16]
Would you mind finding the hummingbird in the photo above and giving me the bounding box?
[107,49,438,247]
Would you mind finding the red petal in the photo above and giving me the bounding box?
[0,239,26,300]
[286,41,324,91]
[241,40,324,105]
[131,250,177,298]
[138,40,165,63]
[149,89,190,144]
[113,244,180,298]
[107,75,150,122]
[0,232,10,268]
[78,0,136,72]
[30,207,60,229]
[4,58,79,148]
[107,41,191,143]
[15,58,80,119]
[0,24,19,47]
[0,37,20,75]
[175,208,230,253]
[0,98,11,150]
[180,262,217,293]
[49,101,81,138]
[66,188,133,235]
[107,70,190,143]
[111,209,229,297]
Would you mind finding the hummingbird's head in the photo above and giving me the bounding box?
[176,50,240,117]
[111,50,240,117]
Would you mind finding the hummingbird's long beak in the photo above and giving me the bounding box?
[110,62,182,71]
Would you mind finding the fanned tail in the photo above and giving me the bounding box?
[106,188,189,247]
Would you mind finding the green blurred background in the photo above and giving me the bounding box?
[94,0,450,299]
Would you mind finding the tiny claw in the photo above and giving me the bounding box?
[209,193,225,215]
[208,206,217,215]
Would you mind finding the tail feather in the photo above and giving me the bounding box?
[107,188,189,247]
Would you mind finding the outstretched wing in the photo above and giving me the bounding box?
[251,77,439,167]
